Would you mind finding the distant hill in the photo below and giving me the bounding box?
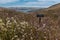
[31,3,60,15]
[8,7,40,13]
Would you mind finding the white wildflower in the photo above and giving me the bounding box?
[30,37,33,39]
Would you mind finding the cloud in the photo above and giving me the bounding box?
[4,0,56,8]
[38,0,60,3]
[6,5,48,8]
[0,0,19,4]
[21,1,56,7]
[38,0,52,1]
[0,0,59,8]
[25,2,46,5]
[5,1,53,8]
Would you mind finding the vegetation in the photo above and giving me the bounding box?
[0,3,60,40]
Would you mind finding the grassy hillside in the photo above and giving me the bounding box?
[0,3,60,40]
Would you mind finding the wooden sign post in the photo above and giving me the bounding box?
[36,14,44,40]
[37,14,44,26]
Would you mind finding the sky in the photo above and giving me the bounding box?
[0,0,60,8]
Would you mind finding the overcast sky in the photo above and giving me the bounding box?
[0,0,60,8]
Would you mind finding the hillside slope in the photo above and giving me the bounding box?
[0,3,60,40]
[29,3,60,40]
